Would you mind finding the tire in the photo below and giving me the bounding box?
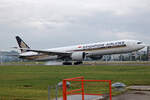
[63,62,72,65]
[74,61,83,65]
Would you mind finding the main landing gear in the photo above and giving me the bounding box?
[63,61,83,65]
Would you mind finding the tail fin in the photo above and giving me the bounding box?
[16,36,30,53]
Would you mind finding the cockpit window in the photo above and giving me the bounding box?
[137,42,142,44]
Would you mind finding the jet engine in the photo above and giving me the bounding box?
[71,52,86,61]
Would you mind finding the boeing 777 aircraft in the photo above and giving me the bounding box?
[15,36,145,65]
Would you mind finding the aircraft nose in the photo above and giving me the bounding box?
[136,41,145,49]
[139,43,146,49]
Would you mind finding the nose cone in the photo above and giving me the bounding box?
[139,44,145,49]
[137,42,146,50]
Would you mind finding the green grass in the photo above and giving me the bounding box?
[0,65,150,100]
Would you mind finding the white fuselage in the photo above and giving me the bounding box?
[20,40,145,61]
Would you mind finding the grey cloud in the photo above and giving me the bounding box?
[0,0,150,50]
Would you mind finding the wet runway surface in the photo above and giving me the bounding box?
[112,90,150,100]
[56,90,150,100]
[57,95,103,100]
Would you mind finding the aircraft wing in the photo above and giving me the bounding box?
[20,48,71,56]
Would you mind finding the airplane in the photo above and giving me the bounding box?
[15,36,145,65]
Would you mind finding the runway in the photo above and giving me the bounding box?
[1,61,150,66]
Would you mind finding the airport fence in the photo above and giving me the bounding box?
[63,76,112,100]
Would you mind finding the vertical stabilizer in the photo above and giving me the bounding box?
[16,36,30,53]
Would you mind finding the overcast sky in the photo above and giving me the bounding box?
[0,0,150,50]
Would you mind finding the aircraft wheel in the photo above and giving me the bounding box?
[74,61,83,65]
[63,62,72,65]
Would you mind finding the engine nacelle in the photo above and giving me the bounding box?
[89,55,103,60]
[71,52,85,61]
